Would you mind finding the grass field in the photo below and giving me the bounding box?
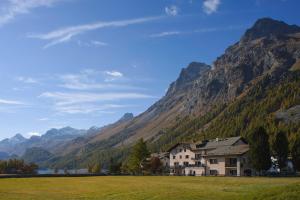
[0,176,299,200]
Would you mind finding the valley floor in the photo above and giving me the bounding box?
[0,176,299,200]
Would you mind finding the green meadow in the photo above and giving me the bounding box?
[0,176,299,200]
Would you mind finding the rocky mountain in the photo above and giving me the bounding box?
[0,134,27,154]
[0,127,90,156]
[43,17,300,168]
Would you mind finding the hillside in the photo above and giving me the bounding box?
[37,17,300,168]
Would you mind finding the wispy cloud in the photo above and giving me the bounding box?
[165,5,179,16]
[0,0,62,27]
[77,40,108,47]
[202,0,221,14]
[38,117,49,121]
[52,103,129,114]
[39,91,155,114]
[104,70,124,82]
[28,16,161,48]
[0,98,25,105]
[16,76,38,84]
[40,92,155,106]
[105,71,123,77]
[58,69,138,90]
[90,40,108,46]
[150,31,181,38]
[150,25,243,38]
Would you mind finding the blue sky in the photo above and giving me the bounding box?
[0,0,299,139]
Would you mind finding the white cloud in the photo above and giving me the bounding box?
[104,70,124,82]
[90,40,108,46]
[0,0,62,26]
[150,26,243,38]
[105,71,123,77]
[77,40,108,47]
[53,104,128,114]
[38,117,49,121]
[39,91,154,114]
[28,131,41,136]
[202,0,221,14]
[58,70,137,90]
[0,98,25,105]
[40,92,154,106]
[150,31,181,38]
[165,5,179,16]
[16,76,38,84]
[28,16,161,48]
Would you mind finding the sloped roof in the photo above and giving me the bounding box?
[204,144,249,156]
[194,136,243,150]
[167,142,195,152]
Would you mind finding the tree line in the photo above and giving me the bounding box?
[88,126,300,176]
[87,138,166,175]
[249,126,300,175]
[0,159,38,174]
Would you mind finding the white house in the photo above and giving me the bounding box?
[168,136,253,176]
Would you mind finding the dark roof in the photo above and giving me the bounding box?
[166,143,194,152]
[204,144,249,156]
[194,136,243,150]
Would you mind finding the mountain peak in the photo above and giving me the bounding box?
[117,113,134,123]
[9,133,26,144]
[166,62,210,95]
[12,133,25,140]
[241,17,300,42]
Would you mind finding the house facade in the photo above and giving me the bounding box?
[168,136,253,176]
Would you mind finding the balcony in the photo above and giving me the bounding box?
[225,158,237,168]
[170,163,206,169]
[225,163,237,168]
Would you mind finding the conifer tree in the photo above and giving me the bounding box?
[249,126,272,175]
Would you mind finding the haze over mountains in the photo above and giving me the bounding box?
[0,113,134,157]
[1,17,300,168]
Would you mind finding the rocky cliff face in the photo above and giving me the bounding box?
[241,18,300,43]
[180,17,300,116]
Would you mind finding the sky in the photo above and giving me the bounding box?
[0,0,299,139]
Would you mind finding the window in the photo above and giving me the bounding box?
[185,155,189,159]
[209,159,218,164]
[179,149,182,152]
[179,155,182,159]
[184,148,186,152]
[183,162,189,166]
[173,156,176,159]
[174,162,179,166]
[210,170,218,175]
[196,161,202,166]
[229,158,237,166]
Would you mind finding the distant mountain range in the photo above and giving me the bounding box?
[1,18,299,169]
[0,113,134,159]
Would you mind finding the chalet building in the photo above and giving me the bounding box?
[168,136,252,176]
